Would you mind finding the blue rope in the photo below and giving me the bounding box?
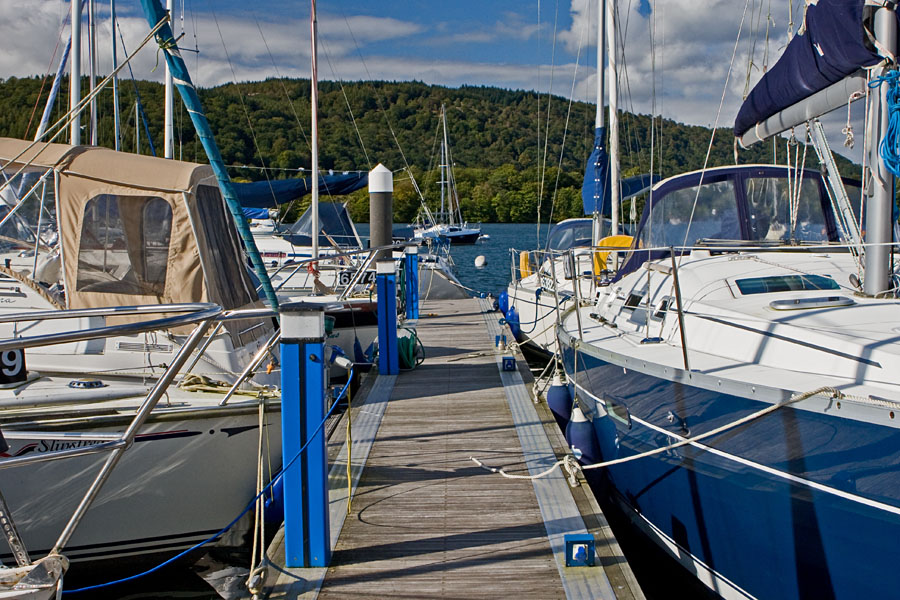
[64,368,355,595]
[871,70,900,177]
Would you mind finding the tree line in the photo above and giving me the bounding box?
[0,75,859,224]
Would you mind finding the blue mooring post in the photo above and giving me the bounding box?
[404,245,419,320]
[376,259,399,375]
[280,302,330,568]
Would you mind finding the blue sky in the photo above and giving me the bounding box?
[0,0,860,152]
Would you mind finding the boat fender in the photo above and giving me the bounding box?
[505,306,521,340]
[566,404,603,465]
[497,290,509,315]
[547,373,573,432]
[519,251,533,278]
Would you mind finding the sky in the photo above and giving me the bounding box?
[0,0,862,161]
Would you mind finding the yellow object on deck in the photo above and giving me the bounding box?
[519,251,533,278]
[593,235,634,274]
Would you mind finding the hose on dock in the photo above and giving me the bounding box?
[471,386,844,482]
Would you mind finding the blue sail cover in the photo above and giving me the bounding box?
[582,126,610,214]
[233,172,368,209]
[735,0,881,138]
[581,127,660,214]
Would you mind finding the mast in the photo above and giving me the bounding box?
[440,104,448,224]
[88,0,97,145]
[310,0,319,262]
[592,0,607,244]
[111,0,121,151]
[164,0,175,158]
[607,0,620,236]
[864,4,897,296]
[70,0,82,145]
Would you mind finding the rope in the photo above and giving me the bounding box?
[470,386,843,481]
[65,368,355,595]
[870,70,900,177]
[179,374,279,398]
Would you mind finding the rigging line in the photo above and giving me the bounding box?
[337,9,417,191]
[616,0,650,180]
[547,7,588,227]
[743,0,767,100]
[209,8,278,209]
[678,0,753,262]
[536,0,542,247]
[0,16,169,199]
[25,8,71,140]
[318,35,371,170]
[252,17,312,176]
[115,18,157,156]
[537,0,561,247]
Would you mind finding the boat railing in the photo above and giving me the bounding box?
[0,302,222,595]
[260,241,409,297]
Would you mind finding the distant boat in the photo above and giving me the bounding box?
[412,105,481,245]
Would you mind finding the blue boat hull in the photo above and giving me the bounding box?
[559,343,900,600]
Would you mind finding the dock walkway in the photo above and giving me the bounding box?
[266,298,641,599]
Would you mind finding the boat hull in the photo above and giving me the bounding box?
[0,403,280,571]
[558,337,900,600]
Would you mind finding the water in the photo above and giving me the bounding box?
[357,222,552,297]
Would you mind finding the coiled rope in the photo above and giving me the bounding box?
[471,386,843,481]
[871,70,900,177]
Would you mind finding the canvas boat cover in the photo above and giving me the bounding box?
[0,138,262,337]
[234,172,368,210]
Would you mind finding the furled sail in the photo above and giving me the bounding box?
[734,0,884,145]
[581,127,658,214]
[233,172,368,209]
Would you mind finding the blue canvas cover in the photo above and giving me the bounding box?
[734,0,881,138]
[581,127,659,213]
[283,201,359,248]
[233,172,368,209]
[582,126,610,214]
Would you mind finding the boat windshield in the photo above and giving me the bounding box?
[639,179,740,250]
[546,220,593,252]
[744,176,829,243]
[638,172,833,250]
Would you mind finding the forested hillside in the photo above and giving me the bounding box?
[0,76,856,223]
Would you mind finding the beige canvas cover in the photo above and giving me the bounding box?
[0,139,263,335]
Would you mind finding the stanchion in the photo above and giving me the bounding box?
[376,259,399,375]
[404,245,419,320]
[280,302,330,567]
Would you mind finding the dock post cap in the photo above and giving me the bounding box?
[280,303,325,342]
[404,245,418,255]
[376,259,396,275]
[369,164,393,193]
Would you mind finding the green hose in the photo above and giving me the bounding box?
[398,326,425,370]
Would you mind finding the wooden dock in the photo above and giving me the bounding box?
[265,298,642,599]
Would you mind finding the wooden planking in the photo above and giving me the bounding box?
[318,298,566,599]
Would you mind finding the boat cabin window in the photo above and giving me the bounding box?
[744,177,829,242]
[76,195,172,295]
[735,274,839,295]
[546,220,593,252]
[640,179,739,250]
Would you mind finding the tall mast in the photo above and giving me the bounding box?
[70,0,82,145]
[440,104,448,224]
[88,0,97,145]
[607,0,620,236]
[864,4,897,295]
[310,0,319,262]
[164,0,175,158]
[111,0,121,150]
[592,0,607,244]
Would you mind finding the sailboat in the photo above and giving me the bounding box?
[555,1,900,598]
[501,0,653,359]
[413,105,481,245]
